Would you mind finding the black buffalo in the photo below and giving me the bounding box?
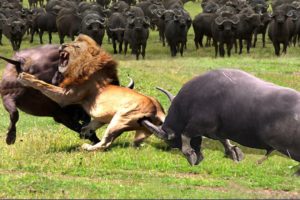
[124,16,150,60]
[193,13,216,48]
[142,69,300,174]
[30,9,58,44]
[81,12,106,46]
[2,17,27,51]
[56,8,81,44]
[211,11,239,57]
[236,8,261,54]
[107,12,126,54]
[268,9,296,56]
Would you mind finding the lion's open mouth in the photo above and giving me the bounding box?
[58,50,69,73]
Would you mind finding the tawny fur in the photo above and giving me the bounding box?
[18,34,165,151]
[59,35,120,88]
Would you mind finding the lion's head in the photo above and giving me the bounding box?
[58,34,119,88]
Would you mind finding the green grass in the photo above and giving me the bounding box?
[0,1,300,198]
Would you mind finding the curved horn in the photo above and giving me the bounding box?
[140,119,169,140]
[230,16,240,24]
[246,13,256,18]
[109,27,125,31]
[156,87,175,102]
[174,9,182,16]
[127,76,134,89]
[287,10,294,17]
[215,16,225,25]
[0,56,22,73]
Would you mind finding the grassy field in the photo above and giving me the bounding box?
[0,1,300,198]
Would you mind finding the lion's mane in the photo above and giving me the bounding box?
[59,34,119,88]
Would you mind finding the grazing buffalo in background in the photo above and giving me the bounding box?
[56,8,81,44]
[2,17,27,51]
[124,16,150,60]
[81,12,106,46]
[107,12,126,54]
[164,9,191,56]
[0,45,100,145]
[142,69,300,175]
[236,8,261,54]
[30,9,58,44]
[211,11,239,57]
[252,12,271,48]
[193,13,216,48]
[268,9,296,56]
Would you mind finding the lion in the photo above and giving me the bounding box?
[17,34,165,151]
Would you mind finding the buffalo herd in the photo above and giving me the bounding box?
[2,0,300,57]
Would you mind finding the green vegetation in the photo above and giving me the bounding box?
[0,1,300,198]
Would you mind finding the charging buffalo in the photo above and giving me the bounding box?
[142,69,300,175]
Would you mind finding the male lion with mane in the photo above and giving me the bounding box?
[18,34,165,151]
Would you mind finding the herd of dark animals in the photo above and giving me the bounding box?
[1,0,300,57]
[0,0,299,175]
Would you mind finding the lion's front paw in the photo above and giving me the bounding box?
[17,72,36,86]
[81,143,93,151]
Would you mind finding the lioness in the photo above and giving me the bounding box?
[18,34,165,151]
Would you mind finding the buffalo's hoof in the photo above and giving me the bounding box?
[225,146,244,162]
[80,130,100,144]
[194,151,204,165]
[6,132,16,145]
[293,169,300,177]
[184,149,198,166]
[81,143,93,151]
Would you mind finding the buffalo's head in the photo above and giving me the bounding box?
[159,9,175,22]
[244,12,262,27]
[140,87,203,166]
[215,12,239,32]
[271,9,297,24]
[85,17,106,31]
[202,2,220,13]
[173,10,188,27]
[128,16,150,31]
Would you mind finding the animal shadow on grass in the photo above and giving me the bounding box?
[45,141,132,154]
[152,137,289,160]
[46,144,81,154]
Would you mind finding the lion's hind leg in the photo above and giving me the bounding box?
[82,113,132,151]
[133,130,152,147]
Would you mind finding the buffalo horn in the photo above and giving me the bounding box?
[140,119,168,140]
[127,76,134,89]
[0,56,22,73]
[246,13,256,18]
[109,27,125,31]
[156,87,175,102]
[215,16,225,25]
[230,16,240,24]
[287,10,295,17]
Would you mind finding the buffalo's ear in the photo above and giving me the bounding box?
[286,10,298,21]
[143,16,150,27]
[127,16,135,28]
